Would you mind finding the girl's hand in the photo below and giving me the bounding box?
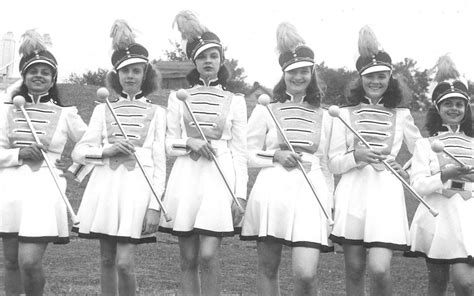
[18,143,46,161]
[186,138,215,160]
[102,139,135,158]
[231,198,247,227]
[441,165,473,183]
[55,158,72,171]
[273,150,302,168]
[353,146,386,164]
[142,209,160,234]
[386,159,409,180]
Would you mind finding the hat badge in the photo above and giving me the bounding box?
[293,51,297,58]
[34,50,40,58]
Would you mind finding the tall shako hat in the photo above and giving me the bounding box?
[431,55,470,108]
[18,30,57,76]
[173,10,223,61]
[356,26,392,76]
[110,20,149,70]
[277,23,314,72]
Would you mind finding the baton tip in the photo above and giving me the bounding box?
[257,94,271,106]
[164,214,172,222]
[96,87,110,100]
[430,209,439,217]
[176,89,188,101]
[328,105,341,117]
[430,140,445,153]
[13,95,26,108]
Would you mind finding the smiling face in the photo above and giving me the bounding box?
[194,47,221,81]
[118,63,146,96]
[24,64,54,95]
[361,71,391,101]
[284,66,312,97]
[438,97,466,127]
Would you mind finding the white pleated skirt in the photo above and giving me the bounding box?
[240,164,333,251]
[73,164,155,244]
[330,165,410,251]
[407,192,474,264]
[0,164,69,244]
[159,151,236,237]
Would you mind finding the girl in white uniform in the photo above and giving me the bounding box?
[72,20,166,295]
[159,11,247,296]
[0,31,88,295]
[240,23,333,296]
[407,55,474,296]
[328,26,421,295]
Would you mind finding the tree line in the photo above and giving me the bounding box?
[65,42,474,111]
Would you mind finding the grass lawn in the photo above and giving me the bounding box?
[0,85,457,295]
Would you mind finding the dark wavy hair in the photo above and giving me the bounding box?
[186,65,230,88]
[346,74,410,108]
[425,104,473,137]
[272,67,325,107]
[106,63,161,97]
[13,70,62,106]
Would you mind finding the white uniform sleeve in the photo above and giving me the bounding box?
[64,107,88,143]
[320,112,334,195]
[247,104,275,168]
[0,104,21,167]
[410,138,443,196]
[229,95,248,199]
[149,107,167,211]
[327,108,359,174]
[401,109,422,154]
[165,92,190,156]
[63,107,95,181]
[71,104,106,165]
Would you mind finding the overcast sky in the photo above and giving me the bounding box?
[1,0,473,88]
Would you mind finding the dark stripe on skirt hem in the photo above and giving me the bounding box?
[75,232,156,244]
[0,232,19,238]
[18,235,69,245]
[158,226,238,237]
[404,251,474,265]
[240,235,334,252]
[329,234,409,251]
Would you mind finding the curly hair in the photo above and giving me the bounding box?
[346,74,411,108]
[186,65,230,88]
[106,63,161,97]
[272,68,325,107]
[425,104,473,137]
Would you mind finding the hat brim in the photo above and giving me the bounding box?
[116,57,148,70]
[436,92,470,105]
[360,64,392,76]
[193,43,221,61]
[284,61,314,72]
[22,59,57,74]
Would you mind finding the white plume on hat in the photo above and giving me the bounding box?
[276,22,305,54]
[18,30,48,57]
[434,54,461,83]
[110,19,136,51]
[358,26,380,58]
[173,10,208,42]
